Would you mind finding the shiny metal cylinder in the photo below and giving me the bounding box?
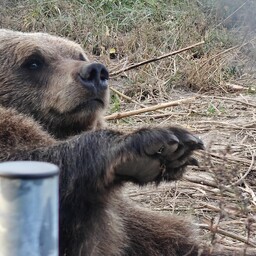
[0,161,59,256]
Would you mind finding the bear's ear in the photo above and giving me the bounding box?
[21,54,45,71]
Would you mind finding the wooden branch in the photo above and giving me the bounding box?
[105,96,197,120]
[110,41,205,76]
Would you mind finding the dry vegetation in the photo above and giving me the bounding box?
[1,0,255,254]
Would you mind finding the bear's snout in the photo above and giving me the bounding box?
[79,63,109,91]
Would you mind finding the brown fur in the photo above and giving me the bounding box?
[0,29,239,256]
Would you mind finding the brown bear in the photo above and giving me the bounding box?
[0,29,216,256]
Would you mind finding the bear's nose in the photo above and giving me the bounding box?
[79,63,109,90]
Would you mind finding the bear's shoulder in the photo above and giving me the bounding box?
[0,106,55,161]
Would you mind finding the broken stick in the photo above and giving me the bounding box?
[105,96,197,120]
[110,41,205,76]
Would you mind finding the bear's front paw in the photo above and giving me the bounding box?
[155,127,204,182]
[115,127,204,184]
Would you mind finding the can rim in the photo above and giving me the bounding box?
[0,161,59,179]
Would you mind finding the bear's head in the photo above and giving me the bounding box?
[0,29,109,139]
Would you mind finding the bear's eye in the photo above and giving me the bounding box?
[22,56,44,71]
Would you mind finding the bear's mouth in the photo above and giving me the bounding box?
[68,98,105,114]
[48,98,105,116]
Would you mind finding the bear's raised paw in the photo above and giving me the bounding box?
[115,127,204,185]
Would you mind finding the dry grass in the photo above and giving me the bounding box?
[121,93,256,253]
[1,0,256,254]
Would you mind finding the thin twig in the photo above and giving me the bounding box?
[213,0,250,29]
[110,86,148,108]
[197,203,247,218]
[110,41,205,76]
[203,96,256,108]
[193,120,256,130]
[191,39,254,81]
[198,224,256,247]
[197,44,242,71]
[230,151,255,186]
[214,246,256,255]
[241,183,256,206]
[198,151,253,165]
[184,174,217,188]
[105,96,197,120]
